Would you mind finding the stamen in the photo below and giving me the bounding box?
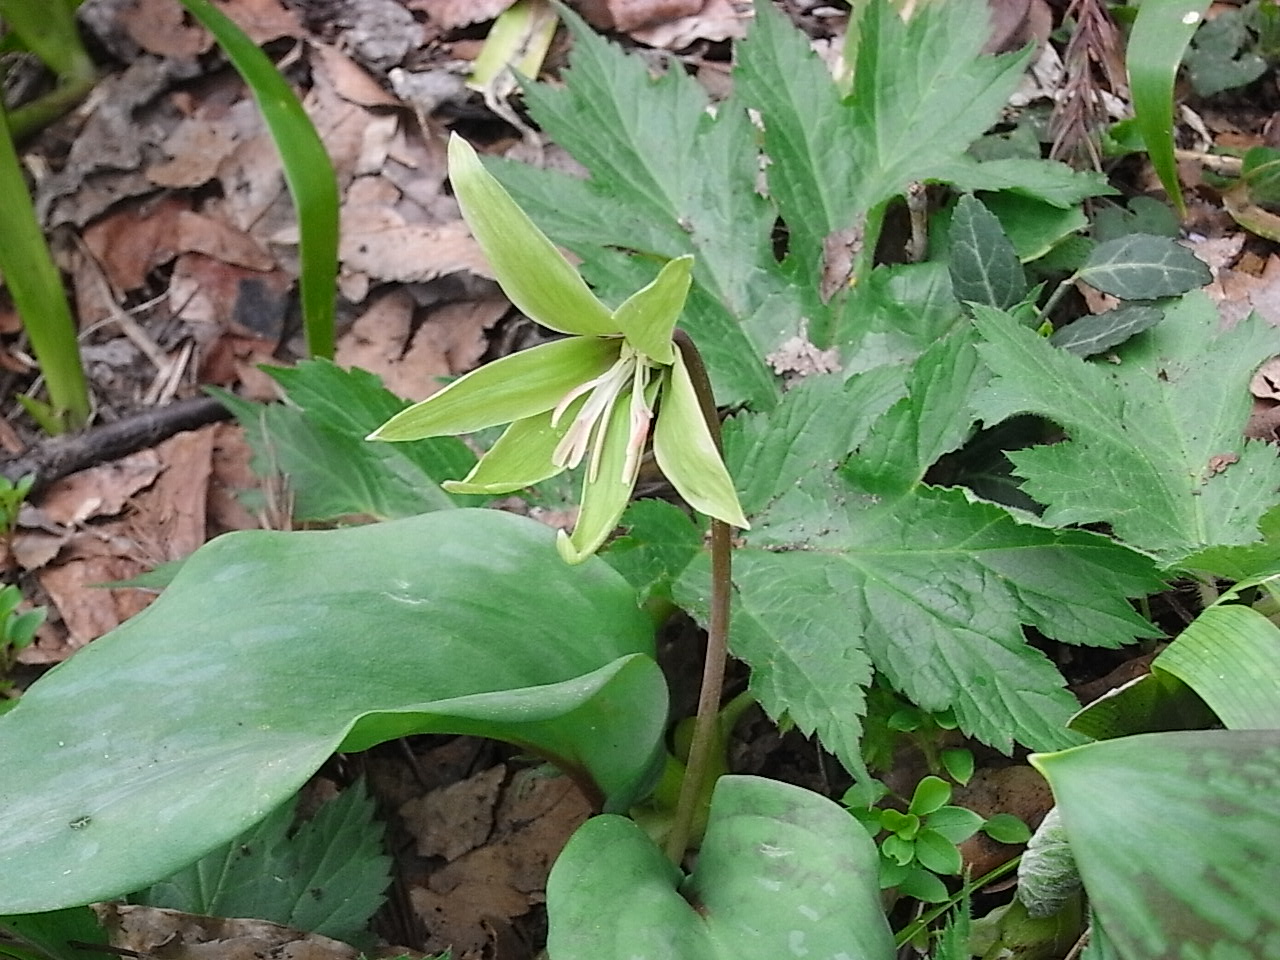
[552,348,637,471]
[622,360,654,483]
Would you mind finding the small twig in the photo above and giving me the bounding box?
[0,394,233,493]
[664,331,735,865]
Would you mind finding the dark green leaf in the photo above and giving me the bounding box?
[0,908,109,960]
[1049,302,1165,357]
[546,776,894,959]
[0,510,664,913]
[983,812,1031,845]
[604,499,704,602]
[1033,731,1280,956]
[913,829,962,875]
[1077,234,1210,300]
[139,781,390,941]
[949,195,1028,309]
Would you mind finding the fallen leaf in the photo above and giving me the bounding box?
[175,210,276,271]
[82,195,190,292]
[121,0,214,58]
[400,764,506,862]
[630,0,748,47]
[410,0,516,30]
[575,0,703,33]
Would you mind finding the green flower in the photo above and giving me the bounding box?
[368,135,748,563]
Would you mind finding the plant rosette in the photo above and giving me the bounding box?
[369,135,748,562]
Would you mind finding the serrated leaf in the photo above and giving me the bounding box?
[1032,731,1280,957]
[0,510,665,913]
[218,361,480,522]
[1076,234,1210,300]
[1049,303,1164,357]
[983,191,1090,262]
[604,499,704,601]
[676,360,1162,771]
[546,776,895,960]
[835,262,966,373]
[140,781,390,942]
[932,158,1116,209]
[949,195,1027,310]
[973,295,1280,564]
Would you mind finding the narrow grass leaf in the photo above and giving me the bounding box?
[1127,0,1213,218]
[178,0,339,359]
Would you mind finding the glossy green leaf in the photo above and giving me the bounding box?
[1032,731,1280,958]
[1155,603,1280,730]
[447,134,615,338]
[546,776,895,960]
[983,813,1031,845]
[1127,0,1214,217]
[909,776,952,817]
[974,294,1280,564]
[1076,234,1211,300]
[925,806,984,844]
[138,781,389,942]
[1049,303,1164,358]
[982,191,1090,262]
[178,0,339,359]
[949,195,1027,310]
[0,510,665,913]
[370,336,617,440]
[914,829,962,875]
[219,361,480,522]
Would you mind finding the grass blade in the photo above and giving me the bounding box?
[1127,0,1213,218]
[0,103,89,431]
[177,0,339,359]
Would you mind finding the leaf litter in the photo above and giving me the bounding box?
[1,0,1279,957]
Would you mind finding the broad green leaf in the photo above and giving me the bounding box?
[983,191,1090,262]
[1181,504,1280,579]
[1184,8,1268,97]
[1067,669,1216,741]
[1076,234,1210,300]
[1033,731,1280,958]
[973,295,1280,564]
[139,781,388,942]
[677,363,1162,772]
[217,361,479,522]
[1155,603,1280,730]
[0,510,665,913]
[842,1,1029,220]
[546,776,894,960]
[1049,303,1164,358]
[932,158,1115,209]
[949,195,1027,310]
[178,0,338,359]
[834,262,966,374]
[1127,0,1214,217]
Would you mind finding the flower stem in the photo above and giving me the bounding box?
[664,331,734,864]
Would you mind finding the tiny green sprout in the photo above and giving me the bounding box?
[369,135,748,562]
[0,473,34,535]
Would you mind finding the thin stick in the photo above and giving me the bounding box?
[664,331,734,864]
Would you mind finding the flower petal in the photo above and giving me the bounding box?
[442,405,578,494]
[653,354,750,529]
[449,134,615,338]
[611,255,693,365]
[369,336,617,441]
[556,391,638,563]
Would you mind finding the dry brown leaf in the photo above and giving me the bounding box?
[412,0,517,30]
[147,103,259,190]
[97,904,364,960]
[411,768,591,956]
[208,423,262,535]
[954,765,1054,878]
[401,764,506,862]
[575,0,703,32]
[168,252,292,343]
[82,195,190,292]
[310,43,400,108]
[210,0,305,44]
[38,450,164,527]
[1252,357,1280,400]
[630,0,748,47]
[121,0,213,58]
[340,216,490,285]
[176,210,276,271]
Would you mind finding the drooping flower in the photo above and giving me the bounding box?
[368,134,748,563]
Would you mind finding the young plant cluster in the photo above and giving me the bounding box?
[2,2,1280,959]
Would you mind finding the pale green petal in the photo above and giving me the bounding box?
[653,355,750,529]
[369,336,617,441]
[557,392,638,563]
[611,255,693,365]
[442,402,581,494]
[449,134,615,337]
